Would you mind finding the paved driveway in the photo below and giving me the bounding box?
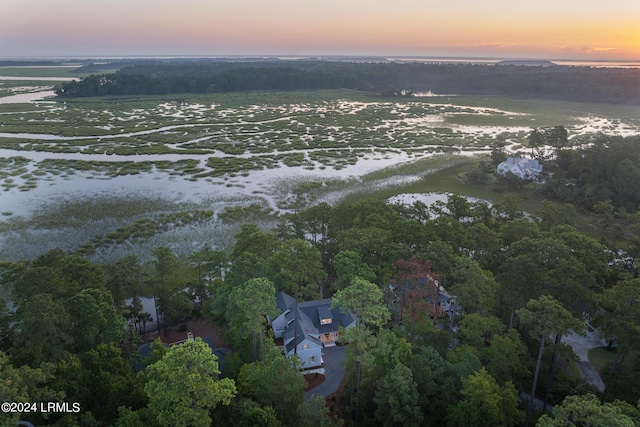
[562,328,606,392]
[305,345,346,400]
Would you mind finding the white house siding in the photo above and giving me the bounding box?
[271,312,289,339]
[295,339,323,369]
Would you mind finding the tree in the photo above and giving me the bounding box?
[535,200,577,231]
[269,239,326,299]
[467,166,489,185]
[136,311,153,335]
[143,338,168,367]
[333,250,376,292]
[491,143,508,166]
[9,250,100,304]
[0,297,10,352]
[517,296,584,427]
[225,252,271,288]
[188,245,226,309]
[144,338,236,427]
[292,202,332,245]
[498,252,543,329]
[152,246,177,337]
[332,277,390,422]
[240,405,283,427]
[390,257,438,336]
[332,277,390,331]
[446,368,523,427]
[598,278,640,373]
[450,256,497,315]
[409,345,459,426]
[374,363,423,427]
[592,199,615,238]
[546,125,569,162]
[231,223,278,260]
[536,393,635,427]
[239,345,306,426]
[457,313,528,387]
[500,217,540,246]
[163,290,194,326]
[11,293,72,366]
[190,244,227,283]
[226,277,278,362]
[67,287,125,354]
[528,128,545,157]
[105,254,142,306]
[298,394,342,427]
[71,343,146,424]
[0,351,64,427]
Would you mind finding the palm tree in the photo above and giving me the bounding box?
[137,312,153,335]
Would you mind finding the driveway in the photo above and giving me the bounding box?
[562,328,606,392]
[305,345,346,400]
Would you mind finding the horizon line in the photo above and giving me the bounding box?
[1,54,639,63]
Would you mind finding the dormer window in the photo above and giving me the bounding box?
[318,306,333,325]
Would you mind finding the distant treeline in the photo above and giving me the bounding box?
[55,60,640,104]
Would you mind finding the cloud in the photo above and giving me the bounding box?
[473,42,518,50]
[551,45,620,54]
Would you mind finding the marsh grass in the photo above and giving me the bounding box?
[0,189,285,261]
[1,90,637,189]
[218,202,277,223]
[78,209,215,256]
[0,66,86,78]
[1,89,638,259]
[275,154,474,210]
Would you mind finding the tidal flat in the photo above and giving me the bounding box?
[1,77,639,262]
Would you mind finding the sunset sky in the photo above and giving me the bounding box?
[2,0,639,60]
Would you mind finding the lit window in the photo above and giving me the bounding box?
[303,344,308,350]
[321,318,332,325]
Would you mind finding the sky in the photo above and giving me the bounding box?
[2,0,639,60]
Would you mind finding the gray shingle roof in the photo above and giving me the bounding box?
[275,291,355,353]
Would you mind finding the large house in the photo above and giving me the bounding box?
[497,157,543,180]
[270,291,355,369]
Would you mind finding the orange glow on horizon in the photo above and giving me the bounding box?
[2,1,639,60]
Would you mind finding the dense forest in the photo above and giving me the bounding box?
[55,60,640,104]
[2,133,640,426]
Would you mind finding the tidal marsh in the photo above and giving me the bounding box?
[1,84,639,260]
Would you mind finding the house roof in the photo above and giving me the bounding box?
[427,294,450,304]
[276,291,296,312]
[390,275,456,309]
[284,321,322,353]
[275,291,355,353]
[497,157,543,179]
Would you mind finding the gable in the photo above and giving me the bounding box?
[497,157,543,179]
[317,305,333,325]
[274,292,355,350]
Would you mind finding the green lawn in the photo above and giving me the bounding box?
[588,347,616,376]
